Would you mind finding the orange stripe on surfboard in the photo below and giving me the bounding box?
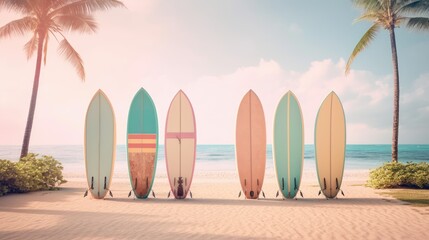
[128,143,156,148]
[128,134,156,139]
[127,134,157,153]
[128,148,156,153]
[128,139,156,144]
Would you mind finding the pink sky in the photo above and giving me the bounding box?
[1,1,428,145]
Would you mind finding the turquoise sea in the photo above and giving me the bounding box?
[0,145,428,178]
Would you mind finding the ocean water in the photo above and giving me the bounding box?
[0,145,428,178]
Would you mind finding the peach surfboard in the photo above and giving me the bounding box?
[165,90,196,199]
[235,90,266,199]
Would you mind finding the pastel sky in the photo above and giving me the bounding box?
[1,0,428,145]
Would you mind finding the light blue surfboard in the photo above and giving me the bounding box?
[273,91,304,199]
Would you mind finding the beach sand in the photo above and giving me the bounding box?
[1,170,428,240]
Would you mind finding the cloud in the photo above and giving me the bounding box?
[187,58,428,144]
[1,56,427,145]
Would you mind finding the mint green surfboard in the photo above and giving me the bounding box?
[84,90,116,199]
[127,88,158,199]
[273,91,304,199]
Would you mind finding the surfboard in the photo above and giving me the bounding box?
[235,90,266,199]
[84,90,116,199]
[165,90,196,199]
[315,91,346,198]
[273,91,304,199]
[127,88,158,199]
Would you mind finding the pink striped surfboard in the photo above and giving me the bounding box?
[165,90,196,199]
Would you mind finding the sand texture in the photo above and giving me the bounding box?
[1,170,428,240]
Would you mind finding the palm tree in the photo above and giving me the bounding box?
[0,0,125,158]
[346,0,429,163]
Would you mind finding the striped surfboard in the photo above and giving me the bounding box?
[127,88,159,199]
[165,90,196,199]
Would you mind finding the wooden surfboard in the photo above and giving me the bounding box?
[315,91,346,198]
[84,90,116,199]
[273,91,304,199]
[127,88,158,199]
[235,90,266,199]
[165,90,196,199]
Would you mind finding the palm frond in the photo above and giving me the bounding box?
[354,11,382,23]
[406,17,429,30]
[53,14,98,33]
[51,0,75,9]
[396,0,429,14]
[58,38,85,81]
[352,0,383,11]
[0,16,36,39]
[51,0,125,16]
[23,32,38,60]
[0,0,31,13]
[346,23,381,74]
[379,0,391,10]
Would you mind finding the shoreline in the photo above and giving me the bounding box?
[1,169,428,239]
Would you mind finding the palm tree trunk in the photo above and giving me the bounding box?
[20,32,45,159]
[388,27,399,163]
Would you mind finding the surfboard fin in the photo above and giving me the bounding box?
[294,178,298,191]
[300,190,304,198]
[190,191,193,198]
[318,190,322,196]
[323,178,327,190]
[341,190,345,196]
[128,190,132,198]
[238,191,241,198]
[167,191,171,198]
[84,189,88,198]
[104,176,107,190]
[91,176,94,190]
[276,190,279,198]
[109,190,113,198]
[152,191,156,198]
[282,178,284,190]
[262,191,266,198]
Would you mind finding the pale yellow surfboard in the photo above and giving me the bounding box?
[315,91,346,198]
[84,90,116,199]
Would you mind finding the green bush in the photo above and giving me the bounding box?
[367,162,429,189]
[0,153,67,196]
[0,159,19,196]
